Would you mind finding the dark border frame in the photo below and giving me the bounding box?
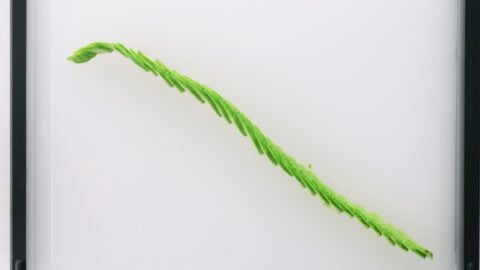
[464,0,480,268]
[9,0,480,269]
[11,0,27,269]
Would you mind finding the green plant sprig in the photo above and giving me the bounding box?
[68,42,433,259]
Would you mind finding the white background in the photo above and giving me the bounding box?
[1,0,462,269]
[0,0,11,269]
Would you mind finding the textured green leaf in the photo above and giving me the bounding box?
[68,42,433,260]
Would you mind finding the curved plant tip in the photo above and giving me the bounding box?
[67,42,114,63]
[68,42,433,260]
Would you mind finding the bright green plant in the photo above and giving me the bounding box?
[68,42,433,259]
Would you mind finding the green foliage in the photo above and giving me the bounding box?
[68,42,433,259]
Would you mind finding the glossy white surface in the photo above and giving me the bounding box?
[0,0,11,268]
[28,0,461,269]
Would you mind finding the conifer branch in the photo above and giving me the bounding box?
[68,42,433,259]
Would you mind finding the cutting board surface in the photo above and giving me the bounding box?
[27,0,460,269]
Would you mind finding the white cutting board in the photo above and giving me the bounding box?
[27,0,461,269]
